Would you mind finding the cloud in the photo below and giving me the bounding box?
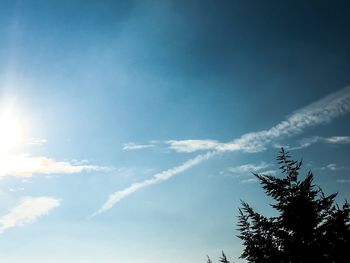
[0,154,110,177]
[319,163,350,171]
[94,86,350,214]
[324,136,350,144]
[225,162,276,184]
[91,151,217,216]
[26,138,48,146]
[166,139,222,153]
[277,135,350,150]
[336,179,350,183]
[323,163,338,171]
[167,86,350,153]
[122,142,155,150]
[0,196,60,234]
[241,178,259,184]
[228,162,271,174]
[9,187,25,192]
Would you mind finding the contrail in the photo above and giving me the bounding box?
[91,151,217,216]
[93,86,350,215]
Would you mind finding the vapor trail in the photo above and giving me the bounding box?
[93,86,350,215]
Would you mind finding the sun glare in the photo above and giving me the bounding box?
[0,110,24,155]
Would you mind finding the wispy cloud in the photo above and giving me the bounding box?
[0,196,60,234]
[166,139,221,153]
[94,86,350,214]
[122,142,155,150]
[324,136,350,144]
[9,187,25,192]
[167,86,350,153]
[336,179,350,183]
[241,178,259,184]
[319,163,350,171]
[0,154,110,177]
[26,138,48,146]
[91,151,217,216]
[225,162,276,183]
[228,162,271,174]
[276,135,350,150]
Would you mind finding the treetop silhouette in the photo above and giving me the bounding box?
[207,148,350,263]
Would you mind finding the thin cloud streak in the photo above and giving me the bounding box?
[228,162,271,175]
[166,139,221,153]
[122,142,155,150]
[26,138,48,146]
[167,86,350,153]
[325,136,350,144]
[95,86,350,214]
[277,135,350,150]
[0,154,110,177]
[337,179,350,183]
[225,162,276,184]
[0,196,60,234]
[319,163,350,171]
[91,151,217,216]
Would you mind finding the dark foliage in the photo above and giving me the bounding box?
[219,251,230,263]
[238,148,350,263]
[207,251,231,263]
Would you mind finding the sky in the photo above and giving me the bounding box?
[0,0,350,262]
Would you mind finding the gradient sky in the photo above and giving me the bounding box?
[0,1,350,262]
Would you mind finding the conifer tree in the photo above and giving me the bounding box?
[238,148,350,263]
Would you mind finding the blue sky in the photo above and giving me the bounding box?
[0,1,350,262]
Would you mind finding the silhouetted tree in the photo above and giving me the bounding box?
[207,251,231,263]
[238,148,350,263]
[219,251,230,263]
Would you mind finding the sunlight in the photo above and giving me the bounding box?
[0,109,24,155]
